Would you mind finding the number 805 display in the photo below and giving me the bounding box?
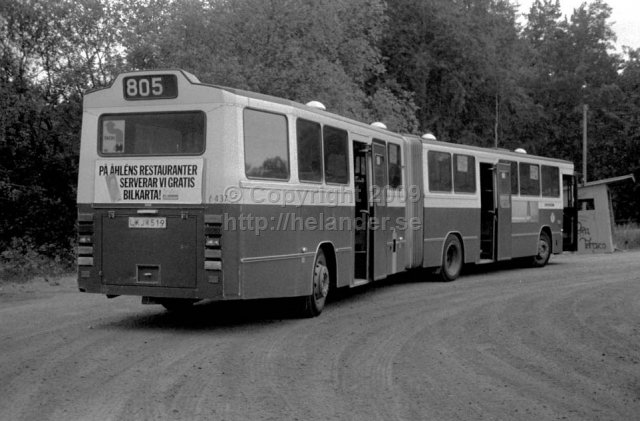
[123,75,178,100]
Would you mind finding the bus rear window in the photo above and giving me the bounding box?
[99,112,205,155]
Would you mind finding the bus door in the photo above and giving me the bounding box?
[480,163,496,260]
[495,162,512,260]
[353,141,369,280]
[371,140,389,280]
[562,174,578,251]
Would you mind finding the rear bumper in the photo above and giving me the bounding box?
[77,276,222,300]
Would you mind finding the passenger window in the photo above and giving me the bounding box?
[388,143,402,188]
[323,126,349,184]
[297,119,322,182]
[244,109,289,180]
[541,165,560,197]
[519,163,540,196]
[500,160,519,194]
[453,154,476,193]
[373,142,387,190]
[428,150,452,192]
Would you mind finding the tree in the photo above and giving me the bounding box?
[382,0,524,144]
[118,0,418,131]
[0,0,125,255]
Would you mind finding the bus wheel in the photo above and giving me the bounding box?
[160,298,197,312]
[440,235,463,282]
[301,249,330,318]
[532,231,551,267]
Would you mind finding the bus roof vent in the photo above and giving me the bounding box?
[370,122,387,130]
[421,132,436,141]
[305,101,326,111]
[514,148,527,154]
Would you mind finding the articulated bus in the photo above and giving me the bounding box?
[77,69,578,317]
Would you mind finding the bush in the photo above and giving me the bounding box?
[0,237,75,282]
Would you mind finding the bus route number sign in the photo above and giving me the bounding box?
[123,75,178,100]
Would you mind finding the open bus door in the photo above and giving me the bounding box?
[495,162,512,260]
[352,140,389,282]
[353,141,369,280]
[562,174,578,251]
[480,162,512,261]
[371,140,389,280]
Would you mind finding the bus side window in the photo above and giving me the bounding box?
[453,154,476,193]
[541,165,560,197]
[500,160,518,194]
[243,109,289,180]
[323,126,349,184]
[296,119,323,182]
[510,161,518,194]
[519,163,540,196]
[428,150,452,192]
[388,143,402,188]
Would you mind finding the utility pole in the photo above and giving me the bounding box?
[583,103,588,184]
[494,92,499,148]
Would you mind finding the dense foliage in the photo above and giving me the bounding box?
[1,0,639,265]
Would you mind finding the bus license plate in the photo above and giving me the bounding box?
[128,217,166,229]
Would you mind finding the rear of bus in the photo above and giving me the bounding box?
[76,70,232,307]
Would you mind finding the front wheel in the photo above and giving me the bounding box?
[532,231,551,267]
[439,235,463,282]
[300,249,331,318]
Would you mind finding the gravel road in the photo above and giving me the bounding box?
[1,251,639,420]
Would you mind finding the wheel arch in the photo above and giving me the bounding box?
[314,241,337,290]
[437,231,465,282]
[440,231,465,263]
[539,225,553,254]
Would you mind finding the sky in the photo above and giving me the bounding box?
[518,0,640,51]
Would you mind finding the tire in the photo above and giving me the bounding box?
[160,298,197,312]
[439,235,463,282]
[532,231,551,267]
[300,249,331,318]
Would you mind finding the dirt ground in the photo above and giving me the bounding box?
[1,251,639,420]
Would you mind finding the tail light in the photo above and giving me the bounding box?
[204,215,222,283]
[77,213,94,266]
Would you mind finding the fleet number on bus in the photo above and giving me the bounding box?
[123,75,178,100]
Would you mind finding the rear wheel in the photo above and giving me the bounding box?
[300,249,330,318]
[439,235,463,282]
[532,231,551,267]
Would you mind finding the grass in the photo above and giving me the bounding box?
[613,223,640,250]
